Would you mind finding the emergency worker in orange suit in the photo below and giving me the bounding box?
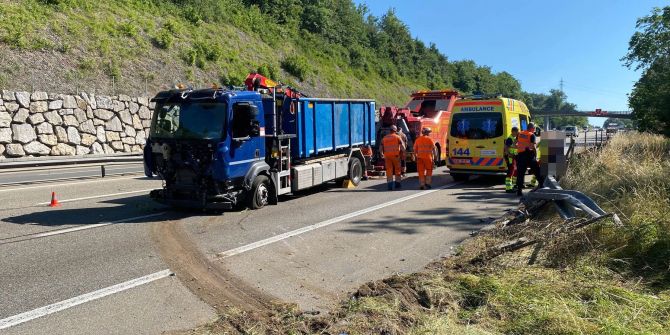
[381,125,406,190]
[413,127,436,190]
[515,122,544,196]
[398,130,408,177]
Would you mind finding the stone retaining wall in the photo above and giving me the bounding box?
[0,90,154,159]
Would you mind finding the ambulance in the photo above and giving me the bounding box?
[446,96,534,181]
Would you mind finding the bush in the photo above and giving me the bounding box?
[153,29,174,49]
[118,21,139,38]
[219,70,246,87]
[256,63,278,79]
[181,40,223,69]
[281,55,310,81]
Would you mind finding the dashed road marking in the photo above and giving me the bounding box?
[0,212,167,245]
[216,181,461,259]
[0,269,174,330]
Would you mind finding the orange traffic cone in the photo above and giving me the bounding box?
[49,192,61,207]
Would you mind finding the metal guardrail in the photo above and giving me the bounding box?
[525,176,621,225]
[0,154,143,170]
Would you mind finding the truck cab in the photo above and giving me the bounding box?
[376,90,460,167]
[144,89,270,209]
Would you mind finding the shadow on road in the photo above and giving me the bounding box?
[1,195,180,227]
[338,180,518,235]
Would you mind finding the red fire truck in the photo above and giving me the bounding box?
[374,90,461,170]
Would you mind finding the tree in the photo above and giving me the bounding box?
[243,0,303,30]
[628,57,670,134]
[623,6,670,135]
[623,7,670,70]
[527,90,587,129]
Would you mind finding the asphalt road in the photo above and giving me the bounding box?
[0,165,519,334]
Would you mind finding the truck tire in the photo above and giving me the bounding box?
[450,173,469,182]
[249,175,270,209]
[348,157,363,186]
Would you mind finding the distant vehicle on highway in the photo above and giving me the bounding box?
[564,126,579,137]
[606,123,619,134]
[582,126,589,131]
[594,126,602,131]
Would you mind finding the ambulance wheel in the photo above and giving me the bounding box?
[348,157,363,186]
[249,175,270,209]
[451,173,470,182]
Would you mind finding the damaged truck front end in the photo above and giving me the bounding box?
[143,89,251,210]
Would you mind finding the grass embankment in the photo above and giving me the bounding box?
[189,132,670,334]
[0,0,414,102]
[1,1,531,104]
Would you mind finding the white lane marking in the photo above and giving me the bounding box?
[0,213,167,244]
[0,175,144,192]
[217,181,461,259]
[30,213,166,238]
[0,269,173,330]
[35,189,155,206]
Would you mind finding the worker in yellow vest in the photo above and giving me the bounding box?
[504,127,519,193]
[413,127,436,190]
[381,125,406,190]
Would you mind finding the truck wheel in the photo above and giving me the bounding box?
[348,157,363,186]
[450,173,469,182]
[249,175,270,209]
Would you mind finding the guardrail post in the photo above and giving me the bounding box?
[101,165,106,178]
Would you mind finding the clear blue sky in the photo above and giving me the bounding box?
[354,0,666,126]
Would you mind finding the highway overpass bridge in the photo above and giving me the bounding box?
[533,109,633,128]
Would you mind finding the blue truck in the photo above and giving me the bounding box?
[143,74,376,210]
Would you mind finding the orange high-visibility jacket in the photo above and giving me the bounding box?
[382,133,404,157]
[516,130,535,153]
[413,135,435,160]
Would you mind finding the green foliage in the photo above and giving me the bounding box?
[623,6,670,71]
[281,55,311,81]
[182,40,223,69]
[104,58,121,78]
[603,117,635,129]
[526,89,588,128]
[629,57,670,135]
[153,29,174,49]
[219,69,247,87]
[256,63,278,79]
[118,21,139,38]
[624,6,670,136]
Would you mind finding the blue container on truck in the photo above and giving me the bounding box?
[283,99,375,158]
[143,80,375,210]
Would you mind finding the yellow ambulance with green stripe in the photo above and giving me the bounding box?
[446,96,534,181]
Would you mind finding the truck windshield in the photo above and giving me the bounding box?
[150,102,227,140]
[406,99,450,118]
[450,112,503,140]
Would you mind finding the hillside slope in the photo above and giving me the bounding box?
[0,0,523,105]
